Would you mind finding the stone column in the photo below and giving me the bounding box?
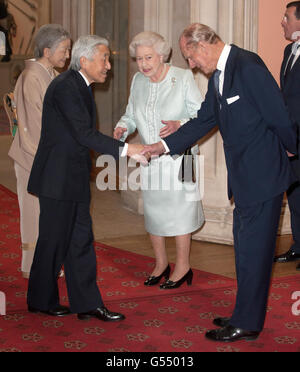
[189,0,232,244]
[191,0,264,245]
[144,0,174,45]
[51,0,91,40]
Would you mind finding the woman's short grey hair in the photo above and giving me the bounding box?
[34,24,71,59]
[181,23,221,46]
[69,35,109,71]
[129,31,171,61]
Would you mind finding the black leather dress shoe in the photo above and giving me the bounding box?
[213,317,231,328]
[274,249,300,263]
[205,325,260,342]
[144,265,171,286]
[28,305,71,317]
[77,307,125,322]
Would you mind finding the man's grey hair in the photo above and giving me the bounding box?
[69,35,109,71]
[34,24,71,59]
[129,31,171,62]
[180,23,221,47]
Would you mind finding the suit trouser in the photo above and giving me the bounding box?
[27,196,104,313]
[287,181,300,254]
[229,193,283,332]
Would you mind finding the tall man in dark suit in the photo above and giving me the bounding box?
[143,23,297,342]
[27,35,146,321]
[274,2,300,271]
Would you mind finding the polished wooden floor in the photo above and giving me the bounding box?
[1,135,299,280]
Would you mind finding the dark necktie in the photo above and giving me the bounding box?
[213,69,222,104]
[285,44,300,81]
[87,85,96,117]
[88,85,93,98]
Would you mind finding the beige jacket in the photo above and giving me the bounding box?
[8,59,58,171]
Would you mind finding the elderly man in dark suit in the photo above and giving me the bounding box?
[143,23,297,342]
[274,1,300,271]
[27,35,145,321]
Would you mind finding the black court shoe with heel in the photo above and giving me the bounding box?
[144,265,171,286]
[160,268,193,290]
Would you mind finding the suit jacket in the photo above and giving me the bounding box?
[8,60,59,172]
[165,45,297,207]
[28,69,124,203]
[280,43,300,179]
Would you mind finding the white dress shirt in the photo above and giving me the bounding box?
[216,44,232,95]
[161,44,232,153]
[284,41,300,75]
[78,70,90,86]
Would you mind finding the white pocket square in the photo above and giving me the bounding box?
[227,95,240,105]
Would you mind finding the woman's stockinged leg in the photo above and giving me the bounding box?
[149,234,168,276]
[170,234,191,282]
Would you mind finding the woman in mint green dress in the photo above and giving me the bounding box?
[114,32,204,289]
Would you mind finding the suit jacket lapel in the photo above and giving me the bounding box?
[90,90,97,128]
[280,44,291,88]
[72,70,95,120]
[281,43,300,90]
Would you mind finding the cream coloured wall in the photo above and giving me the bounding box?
[258,0,290,84]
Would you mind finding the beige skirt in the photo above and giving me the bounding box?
[14,162,39,278]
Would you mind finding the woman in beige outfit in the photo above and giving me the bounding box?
[8,24,71,278]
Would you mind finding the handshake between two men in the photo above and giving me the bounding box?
[114,120,182,165]
[126,142,165,165]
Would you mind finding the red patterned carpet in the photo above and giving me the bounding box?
[0,184,300,352]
